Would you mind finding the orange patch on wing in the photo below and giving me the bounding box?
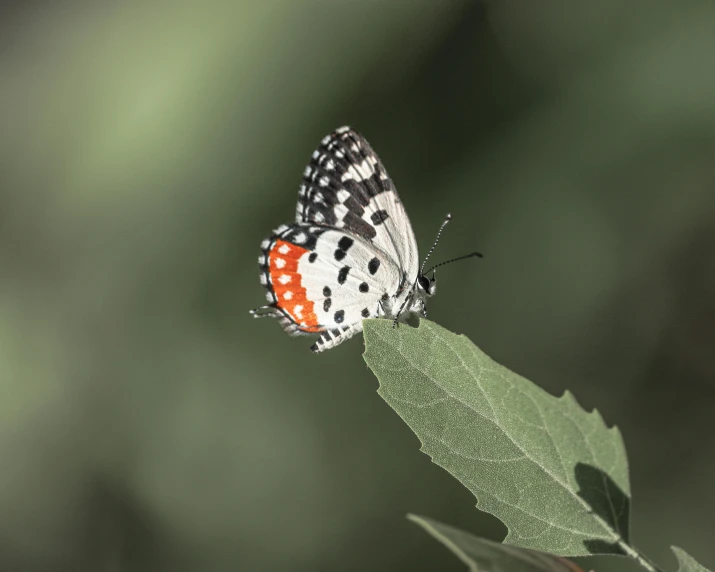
[269,240,322,332]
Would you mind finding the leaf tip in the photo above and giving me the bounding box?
[672,546,712,572]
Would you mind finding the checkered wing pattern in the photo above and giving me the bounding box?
[296,126,419,283]
[251,126,422,353]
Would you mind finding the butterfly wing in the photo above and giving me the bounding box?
[296,126,420,282]
[251,223,402,353]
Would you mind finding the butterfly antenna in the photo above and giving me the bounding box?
[420,213,452,275]
[393,213,453,329]
[424,251,483,275]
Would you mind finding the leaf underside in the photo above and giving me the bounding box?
[363,318,630,557]
[673,547,712,572]
[408,514,586,572]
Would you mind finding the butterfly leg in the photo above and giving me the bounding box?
[391,292,414,328]
[250,306,313,338]
[377,296,388,317]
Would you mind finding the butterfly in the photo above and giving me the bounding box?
[250,126,481,353]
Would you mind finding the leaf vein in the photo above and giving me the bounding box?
[429,325,621,544]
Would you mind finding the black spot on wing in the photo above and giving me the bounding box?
[368,257,380,275]
[370,209,389,225]
[278,225,326,251]
[334,310,345,324]
[361,308,370,318]
[323,298,332,312]
[308,252,317,263]
[341,181,373,206]
[337,237,354,251]
[342,194,367,215]
[342,212,376,241]
[323,286,331,297]
[338,266,350,285]
[334,235,354,262]
[359,282,369,293]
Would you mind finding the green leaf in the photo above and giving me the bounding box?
[408,514,586,572]
[672,547,712,572]
[363,318,630,557]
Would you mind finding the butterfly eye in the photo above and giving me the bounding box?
[417,274,431,292]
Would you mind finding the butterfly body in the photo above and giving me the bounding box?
[251,126,435,353]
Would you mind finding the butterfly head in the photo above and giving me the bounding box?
[391,214,482,327]
[409,272,436,318]
[416,273,436,297]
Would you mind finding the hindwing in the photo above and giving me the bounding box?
[253,223,402,352]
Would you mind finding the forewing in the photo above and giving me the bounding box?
[296,126,419,280]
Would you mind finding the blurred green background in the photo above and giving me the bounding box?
[1,1,714,570]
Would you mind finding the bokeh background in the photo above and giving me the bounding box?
[1,1,714,570]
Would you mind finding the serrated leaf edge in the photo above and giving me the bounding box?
[364,319,636,558]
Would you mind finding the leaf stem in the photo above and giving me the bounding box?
[620,542,664,572]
